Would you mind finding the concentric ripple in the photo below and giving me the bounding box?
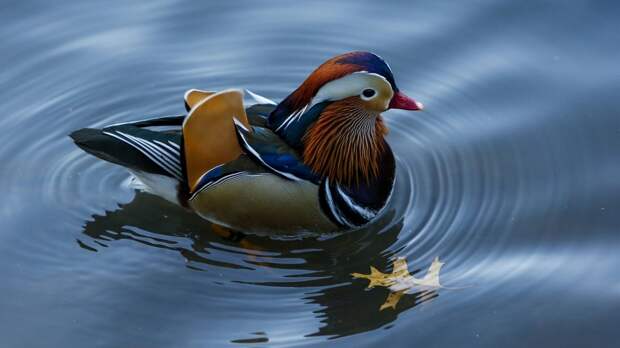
[1,1,619,347]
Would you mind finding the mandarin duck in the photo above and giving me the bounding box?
[71,52,423,235]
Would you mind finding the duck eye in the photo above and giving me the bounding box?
[362,88,376,98]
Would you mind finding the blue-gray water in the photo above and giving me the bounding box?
[1,1,619,347]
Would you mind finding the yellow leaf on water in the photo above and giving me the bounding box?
[391,257,410,278]
[351,266,396,288]
[351,256,444,310]
[380,290,405,311]
[390,257,444,292]
[417,257,444,287]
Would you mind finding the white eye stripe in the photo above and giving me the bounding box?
[310,72,391,106]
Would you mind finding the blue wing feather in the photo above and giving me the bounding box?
[234,123,320,183]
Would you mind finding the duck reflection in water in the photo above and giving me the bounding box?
[77,190,438,338]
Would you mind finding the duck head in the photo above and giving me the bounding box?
[269,51,422,186]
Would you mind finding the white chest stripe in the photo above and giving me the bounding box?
[335,184,377,221]
[323,178,355,228]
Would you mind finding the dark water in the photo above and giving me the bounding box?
[1,1,619,347]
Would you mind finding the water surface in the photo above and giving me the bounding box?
[1,1,619,347]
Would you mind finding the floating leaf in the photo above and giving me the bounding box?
[389,257,444,292]
[351,257,444,310]
[379,290,405,311]
[351,266,396,288]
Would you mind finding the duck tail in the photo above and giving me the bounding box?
[69,127,174,177]
[70,128,126,165]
